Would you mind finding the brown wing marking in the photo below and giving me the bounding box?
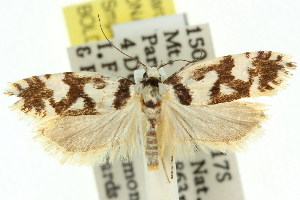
[113,78,135,110]
[164,74,193,105]
[193,55,252,104]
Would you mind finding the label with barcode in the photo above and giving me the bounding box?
[67,18,244,200]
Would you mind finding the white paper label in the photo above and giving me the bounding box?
[112,14,188,38]
[67,16,244,200]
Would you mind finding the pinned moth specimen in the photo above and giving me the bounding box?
[5,51,296,171]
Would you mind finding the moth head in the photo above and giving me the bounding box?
[143,66,160,79]
[143,66,168,82]
[135,66,167,83]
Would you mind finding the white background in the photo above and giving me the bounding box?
[0,0,299,200]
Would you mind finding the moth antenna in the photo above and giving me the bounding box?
[158,52,204,69]
[97,14,147,70]
[158,60,164,68]
[158,59,190,69]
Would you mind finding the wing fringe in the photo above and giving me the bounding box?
[33,133,136,165]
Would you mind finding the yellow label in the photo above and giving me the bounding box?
[64,0,175,45]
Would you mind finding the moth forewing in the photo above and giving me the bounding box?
[164,51,296,106]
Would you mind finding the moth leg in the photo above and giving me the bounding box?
[170,155,174,180]
[161,156,171,183]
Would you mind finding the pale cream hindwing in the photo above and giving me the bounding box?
[160,98,266,159]
[5,72,141,165]
[161,51,296,156]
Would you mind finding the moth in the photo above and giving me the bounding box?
[5,51,296,171]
